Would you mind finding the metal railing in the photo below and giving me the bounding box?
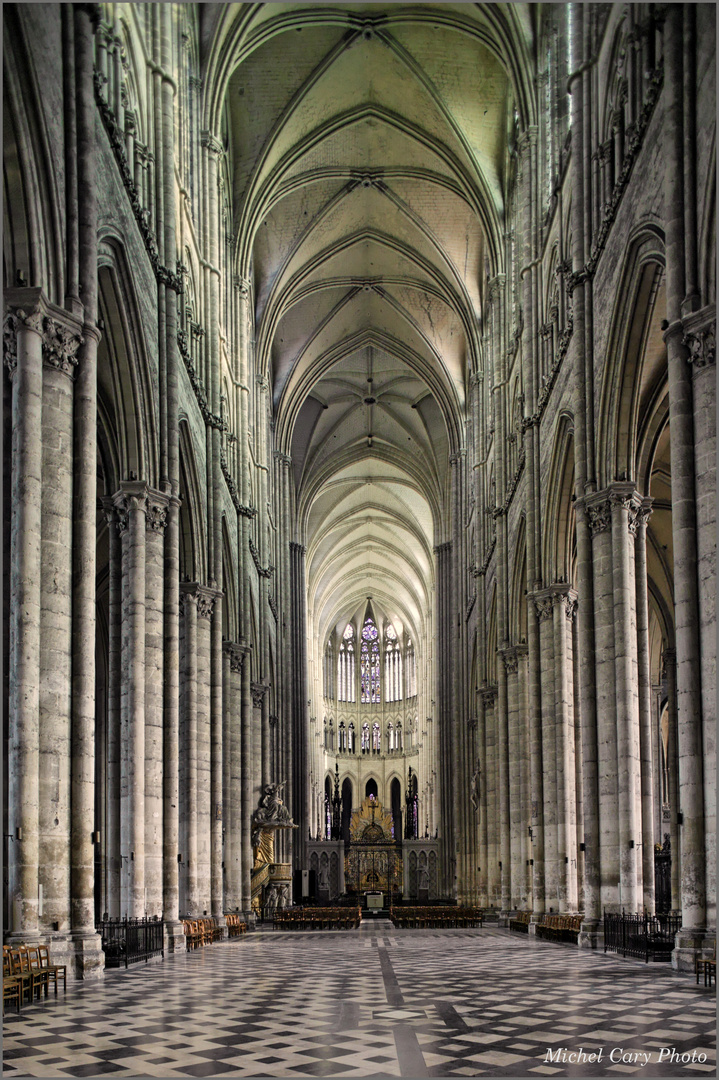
[603,910,681,963]
[97,916,165,968]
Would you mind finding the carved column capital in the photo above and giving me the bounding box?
[478,684,498,707]
[501,648,519,675]
[533,595,554,622]
[201,130,224,157]
[585,493,612,535]
[180,582,219,619]
[145,490,170,532]
[113,481,150,533]
[223,640,249,672]
[251,681,270,708]
[683,314,715,370]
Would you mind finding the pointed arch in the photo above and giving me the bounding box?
[596,226,666,489]
[542,413,576,585]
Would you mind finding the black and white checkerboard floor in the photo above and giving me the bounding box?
[3,922,715,1078]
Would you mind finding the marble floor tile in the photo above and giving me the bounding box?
[3,923,714,1078]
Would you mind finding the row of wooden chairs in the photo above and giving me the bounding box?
[273,907,361,930]
[182,917,225,949]
[535,913,583,943]
[224,913,248,938]
[509,911,531,932]
[389,907,484,928]
[3,945,66,1013]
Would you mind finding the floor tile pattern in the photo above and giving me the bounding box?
[3,922,715,1078]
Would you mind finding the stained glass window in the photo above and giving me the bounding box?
[372,721,381,751]
[361,616,381,703]
[361,721,370,752]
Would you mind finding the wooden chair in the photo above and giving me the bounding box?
[3,949,21,1015]
[26,947,49,999]
[11,948,36,1004]
[696,943,716,987]
[37,945,66,995]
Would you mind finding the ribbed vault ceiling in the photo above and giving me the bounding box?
[218,2,526,648]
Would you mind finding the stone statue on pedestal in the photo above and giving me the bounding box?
[251,781,298,869]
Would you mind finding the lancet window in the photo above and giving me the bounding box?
[338,721,346,753]
[405,638,417,698]
[384,623,402,702]
[360,617,381,703]
[348,722,356,754]
[361,721,370,753]
[324,641,334,699]
[338,624,356,702]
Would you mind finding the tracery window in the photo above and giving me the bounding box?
[384,623,402,702]
[396,720,403,752]
[405,638,417,698]
[387,722,394,752]
[361,721,370,753]
[338,721,346,753]
[360,617,381,703]
[338,624,356,702]
[348,722,356,754]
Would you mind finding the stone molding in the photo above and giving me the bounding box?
[249,538,274,578]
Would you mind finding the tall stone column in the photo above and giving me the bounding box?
[222,644,233,908]
[102,498,122,918]
[683,312,716,934]
[476,688,489,906]
[114,482,148,917]
[4,296,46,944]
[484,690,499,908]
[179,585,198,915]
[663,648,681,910]
[144,492,168,917]
[503,649,521,909]
[240,645,254,921]
[552,588,578,911]
[586,494,619,911]
[535,595,557,911]
[611,485,641,911]
[39,313,83,960]
[210,592,225,925]
[196,588,215,913]
[224,643,245,911]
[162,494,183,948]
[634,499,656,912]
[517,647,530,909]
[663,2,706,967]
